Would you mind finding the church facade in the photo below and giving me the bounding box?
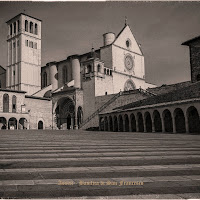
[0,13,155,130]
[99,36,200,134]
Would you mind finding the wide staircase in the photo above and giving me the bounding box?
[1,130,200,199]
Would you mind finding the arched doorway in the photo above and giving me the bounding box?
[174,108,186,133]
[124,114,129,132]
[118,115,123,132]
[38,121,43,129]
[130,114,136,132]
[55,97,75,130]
[104,117,108,131]
[0,117,7,129]
[187,106,200,133]
[113,116,118,132]
[145,112,152,132]
[19,118,28,129]
[153,110,162,132]
[137,112,144,132]
[8,118,17,130]
[163,109,173,132]
[77,106,83,128]
[109,116,113,131]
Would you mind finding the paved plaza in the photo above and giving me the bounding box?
[0,130,200,199]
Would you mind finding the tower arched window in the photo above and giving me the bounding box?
[30,22,33,33]
[17,20,20,32]
[12,95,16,113]
[35,24,38,35]
[10,24,12,35]
[104,68,106,74]
[43,72,47,88]
[14,22,16,34]
[25,20,28,32]
[107,69,109,75]
[3,94,9,113]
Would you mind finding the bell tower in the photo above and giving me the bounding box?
[6,13,42,95]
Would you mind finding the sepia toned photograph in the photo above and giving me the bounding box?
[0,1,200,199]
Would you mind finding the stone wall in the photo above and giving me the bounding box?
[0,90,25,113]
[82,78,96,121]
[81,89,149,129]
[190,46,200,83]
[24,96,52,129]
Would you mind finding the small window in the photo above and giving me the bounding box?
[25,40,28,47]
[14,22,16,34]
[97,64,101,73]
[30,22,33,33]
[13,71,15,76]
[12,95,16,113]
[35,24,38,35]
[17,40,19,47]
[104,68,106,74]
[110,70,112,76]
[107,69,109,75]
[87,65,92,73]
[105,92,107,95]
[29,41,33,48]
[3,94,9,113]
[10,24,12,35]
[13,42,15,48]
[126,39,131,48]
[17,20,20,32]
[25,20,28,32]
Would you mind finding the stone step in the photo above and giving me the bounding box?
[1,130,200,198]
[1,158,200,169]
[1,168,200,181]
[1,150,200,159]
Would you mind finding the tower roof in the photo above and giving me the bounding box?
[6,13,42,24]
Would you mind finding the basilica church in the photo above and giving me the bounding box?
[0,13,155,130]
[1,13,199,133]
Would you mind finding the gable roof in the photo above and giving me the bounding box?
[113,24,143,55]
[6,13,42,24]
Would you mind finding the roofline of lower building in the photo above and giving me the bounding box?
[100,97,200,116]
[0,88,26,94]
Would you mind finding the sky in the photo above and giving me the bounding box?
[0,1,200,86]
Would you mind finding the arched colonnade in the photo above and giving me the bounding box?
[99,104,200,134]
